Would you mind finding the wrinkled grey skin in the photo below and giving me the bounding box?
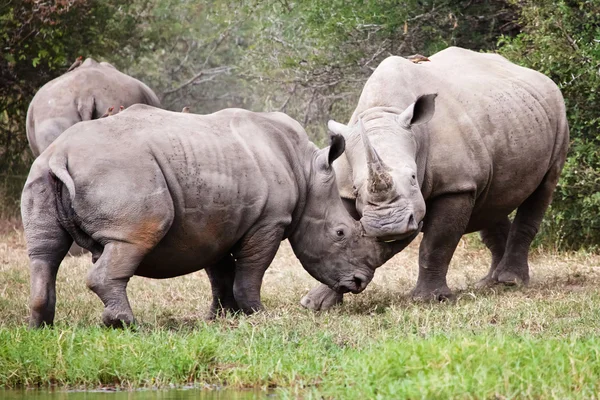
[302,47,569,310]
[26,58,160,157]
[22,105,405,328]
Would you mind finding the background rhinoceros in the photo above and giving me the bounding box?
[22,105,404,328]
[26,58,160,157]
[302,46,569,310]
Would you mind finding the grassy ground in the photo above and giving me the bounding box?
[1,219,600,398]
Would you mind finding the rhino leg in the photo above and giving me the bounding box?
[86,242,147,328]
[476,217,511,288]
[493,166,562,286]
[22,172,73,328]
[205,254,240,319]
[412,194,473,301]
[232,226,284,314]
[300,284,343,311]
[28,234,72,328]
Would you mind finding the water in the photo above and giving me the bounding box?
[0,388,273,400]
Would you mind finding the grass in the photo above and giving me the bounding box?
[2,221,600,398]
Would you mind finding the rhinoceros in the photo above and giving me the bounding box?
[26,58,160,157]
[22,105,404,328]
[301,46,569,310]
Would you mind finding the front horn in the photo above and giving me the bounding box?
[358,118,394,195]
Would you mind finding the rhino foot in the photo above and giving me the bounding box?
[475,269,529,289]
[205,303,241,320]
[300,284,343,311]
[102,308,135,328]
[496,270,529,286]
[411,284,453,302]
[475,275,497,289]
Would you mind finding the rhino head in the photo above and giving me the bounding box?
[328,94,437,242]
[288,134,407,294]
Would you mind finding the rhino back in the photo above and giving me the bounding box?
[48,106,307,276]
[351,47,568,217]
[27,59,161,156]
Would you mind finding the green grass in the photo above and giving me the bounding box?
[2,225,600,398]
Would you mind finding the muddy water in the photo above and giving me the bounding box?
[0,389,273,400]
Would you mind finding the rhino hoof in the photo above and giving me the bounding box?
[300,286,344,311]
[102,309,135,329]
[496,270,529,286]
[475,276,497,289]
[411,285,453,302]
[300,294,319,311]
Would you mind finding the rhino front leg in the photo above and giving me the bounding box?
[476,217,511,288]
[494,166,562,285]
[232,226,284,314]
[205,254,240,319]
[300,284,343,311]
[412,194,474,301]
[86,242,147,328]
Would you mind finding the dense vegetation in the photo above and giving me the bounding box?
[1,0,599,248]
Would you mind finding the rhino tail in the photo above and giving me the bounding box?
[49,154,103,257]
[48,154,76,203]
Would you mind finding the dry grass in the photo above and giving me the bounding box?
[2,224,600,330]
[2,223,600,397]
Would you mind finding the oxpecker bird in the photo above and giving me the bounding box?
[67,56,83,72]
[100,106,114,118]
[406,54,431,64]
[181,106,190,113]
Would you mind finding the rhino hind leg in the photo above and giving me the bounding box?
[476,217,511,288]
[300,284,343,311]
[86,242,148,328]
[493,166,562,286]
[28,235,72,328]
[412,194,474,301]
[205,254,240,319]
[23,174,73,328]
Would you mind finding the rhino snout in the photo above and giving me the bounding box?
[337,270,373,294]
[361,208,421,240]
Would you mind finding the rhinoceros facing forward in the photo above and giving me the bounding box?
[302,46,569,310]
[22,105,404,328]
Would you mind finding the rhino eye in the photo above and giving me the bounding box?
[336,229,345,237]
[411,174,416,180]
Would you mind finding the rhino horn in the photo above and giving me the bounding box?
[358,118,394,194]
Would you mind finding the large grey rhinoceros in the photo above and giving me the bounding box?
[301,46,569,310]
[22,105,404,328]
[26,58,160,157]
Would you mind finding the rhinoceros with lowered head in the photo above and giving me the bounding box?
[21,105,407,328]
[301,46,569,310]
[26,58,160,157]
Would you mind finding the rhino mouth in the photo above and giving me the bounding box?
[335,271,373,294]
[379,221,423,242]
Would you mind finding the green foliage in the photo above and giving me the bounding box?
[240,0,517,144]
[2,0,599,248]
[0,0,146,173]
[499,0,600,249]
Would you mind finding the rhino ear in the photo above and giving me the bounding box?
[328,133,346,166]
[328,120,350,138]
[398,93,437,128]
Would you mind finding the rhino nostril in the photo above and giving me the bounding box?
[353,275,365,290]
[408,213,416,228]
